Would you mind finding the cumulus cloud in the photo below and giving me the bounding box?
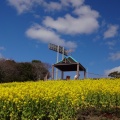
[43,12,99,35]
[43,2,99,35]
[7,0,39,14]
[109,51,120,61]
[7,0,84,14]
[7,0,98,18]
[8,0,100,49]
[73,5,99,18]
[43,2,62,11]
[26,24,77,48]
[8,0,99,35]
[61,0,84,7]
[105,66,120,75]
[104,25,119,39]
[7,0,62,14]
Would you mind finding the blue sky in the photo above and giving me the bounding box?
[0,0,120,79]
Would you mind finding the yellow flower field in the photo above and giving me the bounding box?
[0,78,120,119]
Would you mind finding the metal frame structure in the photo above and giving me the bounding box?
[49,43,68,79]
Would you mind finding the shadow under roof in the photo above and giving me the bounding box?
[53,56,86,72]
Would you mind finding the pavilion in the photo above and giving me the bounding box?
[52,56,86,80]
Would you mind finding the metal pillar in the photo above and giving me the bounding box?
[61,71,64,80]
[77,63,79,79]
[62,47,64,60]
[84,70,86,79]
[56,46,59,80]
[52,65,54,80]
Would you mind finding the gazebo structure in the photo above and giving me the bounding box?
[52,56,86,80]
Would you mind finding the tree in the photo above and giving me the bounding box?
[0,67,4,83]
[32,60,41,63]
[43,62,51,79]
[0,59,51,83]
[0,59,19,82]
[108,71,120,78]
[17,62,34,82]
[31,61,51,80]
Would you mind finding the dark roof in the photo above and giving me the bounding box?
[54,56,86,71]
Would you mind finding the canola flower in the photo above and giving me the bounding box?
[0,78,120,119]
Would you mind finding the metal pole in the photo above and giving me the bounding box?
[56,45,59,80]
[62,47,64,60]
[84,70,86,79]
[52,65,54,80]
[61,71,64,79]
[86,68,88,78]
[77,63,79,79]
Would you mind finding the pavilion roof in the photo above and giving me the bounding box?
[53,56,86,71]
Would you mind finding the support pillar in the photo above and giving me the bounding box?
[61,71,64,80]
[52,65,54,80]
[77,63,79,79]
[84,70,86,79]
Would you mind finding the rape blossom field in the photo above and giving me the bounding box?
[0,78,120,120]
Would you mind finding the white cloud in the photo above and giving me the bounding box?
[0,53,4,59]
[7,0,97,18]
[8,0,100,49]
[8,0,99,35]
[109,51,120,61]
[43,3,99,35]
[106,40,116,49]
[104,25,119,39]
[93,35,101,42]
[73,5,99,18]
[0,47,6,60]
[7,0,65,14]
[7,0,40,14]
[7,0,63,14]
[33,14,40,18]
[61,0,84,7]
[0,46,5,50]
[106,41,116,46]
[105,66,120,75]
[43,2,62,11]
[43,12,99,35]
[26,24,77,48]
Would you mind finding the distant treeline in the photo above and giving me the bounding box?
[0,59,51,83]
